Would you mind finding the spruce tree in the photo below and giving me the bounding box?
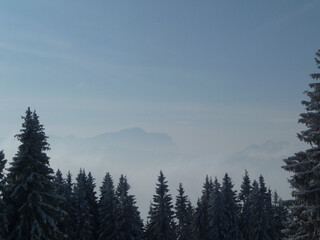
[208,177,224,240]
[239,170,253,239]
[116,175,144,240]
[145,171,176,240]
[98,172,120,240]
[86,172,99,240]
[220,173,242,240]
[73,169,93,240]
[6,108,63,240]
[273,191,288,240]
[53,169,68,239]
[64,171,76,239]
[0,150,7,240]
[194,175,213,240]
[175,183,194,240]
[249,180,270,240]
[283,49,320,239]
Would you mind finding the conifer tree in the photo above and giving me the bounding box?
[239,170,253,239]
[64,171,76,239]
[208,177,224,240]
[53,169,68,239]
[175,183,194,240]
[145,171,176,240]
[249,180,270,240]
[273,191,288,240]
[98,172,121,240]
[73,169,93,240]
[194,175,213,240]
[239,170,251,206]
[0,150,7,240]
[283,49,320,239]
[116,175,144,240]
[220,173,242,240]
[86,172,99,240]
[6,108,63,240]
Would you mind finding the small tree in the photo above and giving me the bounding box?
[175,183,194,240]
[98,172,120,240]
[145,171,176,240]
[116,175,144,240]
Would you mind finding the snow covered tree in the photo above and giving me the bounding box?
[64,171,76,239]
[145,170,176,240]
[116,175,144,240]
[249,180,270,240]
[282,49,320,239]
[239,170,251,207]
[5,108,64,240]
[0,150,7,239]
[175,183,194,240]
[194,175,213,240]
[86,172,99,240]
[208,177,224,240]
[239,170,253,239]
[53,169,68,239]
[73,169,93,240]
[220,173,242,240]
[273,191,288,240]
[98,172,121,240]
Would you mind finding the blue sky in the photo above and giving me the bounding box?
[1,1,319,155]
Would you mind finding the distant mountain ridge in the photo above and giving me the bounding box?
[49,127,178,154]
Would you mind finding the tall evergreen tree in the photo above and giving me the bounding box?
[272,191,288,240]
[0,150,7,240]
[64,171,76,239]
[175,183,194,240]
[208,177,224,240]
[98,172,121,240]
[239,170,253,240]
[5,108,63,240]
[116,175,144,240]
[194,175,213,240]
[249,180,270,240]
[73,169,93,240]
[283,49,320,239]
[145,171,176,240]
[239,170,251,207]
[220,173,242,240]
[53,169,68,239]
[86,172,99,240]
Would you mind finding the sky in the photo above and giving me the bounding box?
[0,0,319,218]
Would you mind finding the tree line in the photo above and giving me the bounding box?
[0,108,288,239]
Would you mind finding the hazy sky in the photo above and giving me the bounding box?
[0,1,319,217]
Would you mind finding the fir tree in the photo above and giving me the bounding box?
[194,175,213,240]
[283,49,320,239]
[249,180,270,240]
[73,169,93,240]
[64,171,76,239]
[0,150,7,240]
[86,172,99,240]
[53,169,68,239]
[239,170,251,206]
[220,173,242,240]
[116,175,144,240]
[145,171,176,240]
[239,170,253,240]
[208,177,224,240]
[6,108,63,240]
[175,183,194,240]
[98,172,121,240]
[273,191,288,240]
